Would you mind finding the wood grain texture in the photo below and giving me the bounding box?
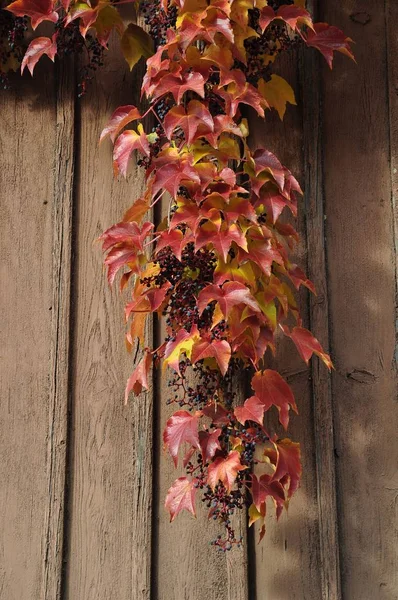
[42,58,75,600]
[64,45,153,600]
[0,67,60,599]
[153,211,248,600]
[300,1,341,597]
[322,1,398,598]
[250,55,323,600]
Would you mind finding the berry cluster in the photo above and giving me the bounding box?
[0,12,26,89]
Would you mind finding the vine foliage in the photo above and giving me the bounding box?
[3,0,354,549]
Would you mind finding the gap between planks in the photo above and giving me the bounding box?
[299,1,342,598]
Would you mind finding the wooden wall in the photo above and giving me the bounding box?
[1,1,397,598]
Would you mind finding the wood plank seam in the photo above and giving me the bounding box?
[300,1,342,597]
[42,58,76,600]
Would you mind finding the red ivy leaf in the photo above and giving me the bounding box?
[199,429,222,463]
[207,450,246,492]
[6,0,58,29]
[282,325,333,370]
[202,402,230,426]
[165,476,197,521]
[251,473,285,514]
[234,395,265,427]
[191,338,231,375]
[306,23,355,68]
[198,281,260,318]
[163,100,214,145]
[21,34,57,75]
[100,105,142,143]
[163,410,201,467]
[265,438,302,498]
[125,351,152,403]
[251,369,297,430]
[113,126,151,177]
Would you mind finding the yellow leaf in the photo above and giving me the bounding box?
[294,0,306,6]
[121,23,153,71]
[258,75,296,120]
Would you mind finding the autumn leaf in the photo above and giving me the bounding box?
[125,351,152,403]
[251,370,297,430]
[234,395,265,427]
[202,402,230,426]
[6,0,58,29]
[163,100,214,145]
[113,125,155,177]
[163,410,201,466]
[265,438,302,498]
[207,451,247,492]
[306,23,355,68]
[100,105,142,144]
[251,473,285,513]
[163,327,199,374]
[121,23,154,71]
[199,429,222,463]
[198,282,260,319]
[122,196,150,223]
[21,34,57,76]
[191,337,231,375]
[281,325,333,370]
[258,75,296,120]
[165,476,198,521]
[93,5,124,48]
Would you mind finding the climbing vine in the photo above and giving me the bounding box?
[2,0,353,549]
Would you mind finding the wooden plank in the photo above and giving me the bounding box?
[322,1,398,598]
[300,1,341,597]
[0,65,66,599]
[42,59,75,600]
[153,221,248,600]
[249,54,323,600]
[65,46,153,599]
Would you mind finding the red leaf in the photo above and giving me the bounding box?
[251,473,285,513]
[251,370,297,430]
[113,126,151,177]
[195,220,247,262]
[163,100,214,145]
[199,429,222,462]
[100,105,142,143]
[151,71,205,103]
[163,410,201,466]
[155,228,193,262]
[265,438,302,498]
[306,23,355,68]
[125,351,152,403]
[101,221,153,252]
[234,396,265,427]
[207,451,247,492]
[202,402,230,426]
[151,158,201,199]
[21,34,57,75]
[276,5,313,30]
[191,338,231,375]
[6,0,58,29]
[198,282,260,318]
[252,149,285,190]
[165,476,197,521]
[282,326,333,370]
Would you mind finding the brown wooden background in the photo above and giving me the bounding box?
[1,1,398,598]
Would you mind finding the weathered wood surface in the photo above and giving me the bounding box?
[323,2,398,600]
[1,3,397,599]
